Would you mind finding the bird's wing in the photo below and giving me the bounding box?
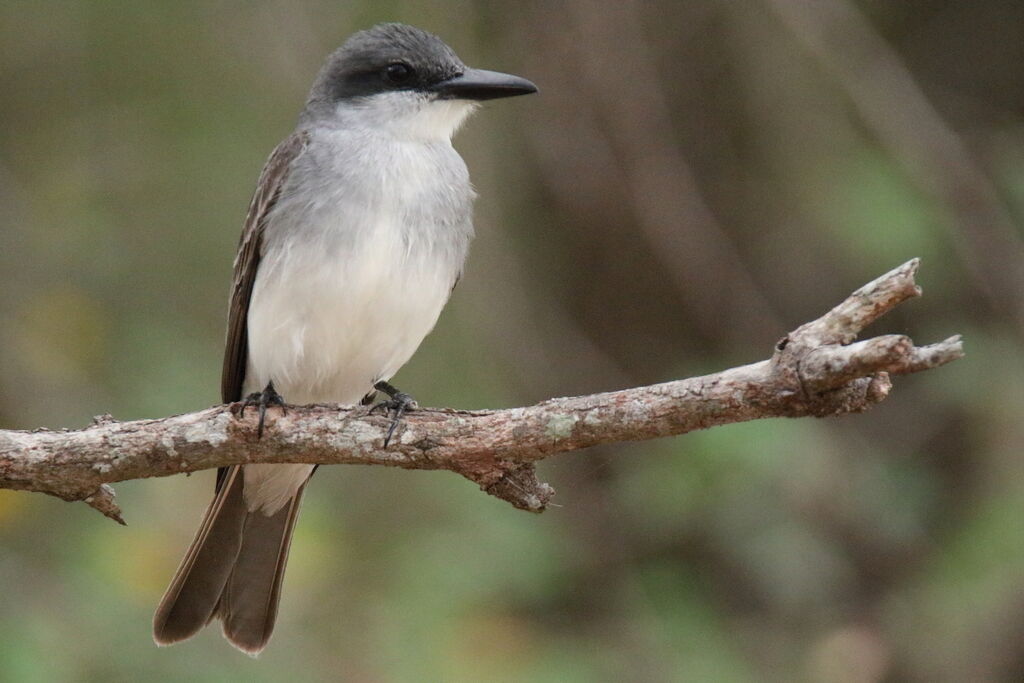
[221,130,310,405]
[217,131,308,494]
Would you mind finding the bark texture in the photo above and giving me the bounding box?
[0,260,963,523]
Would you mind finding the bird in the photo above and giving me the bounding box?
[152,22,536,655]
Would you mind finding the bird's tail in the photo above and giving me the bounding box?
[152,465,306,655]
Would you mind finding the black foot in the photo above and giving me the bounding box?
[369,380,417,447]
[236,380,286,438]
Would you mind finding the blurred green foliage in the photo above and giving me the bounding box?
[2,1,1023,681]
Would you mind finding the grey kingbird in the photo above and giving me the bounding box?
[152,23,536,654]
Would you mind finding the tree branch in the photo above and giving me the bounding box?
[0,259,963,522]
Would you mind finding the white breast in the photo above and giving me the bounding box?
[244,127,473,406]
[251,219,453,397]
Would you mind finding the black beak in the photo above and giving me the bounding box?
[431,68,538,101]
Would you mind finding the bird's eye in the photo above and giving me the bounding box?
[383,62,414,84]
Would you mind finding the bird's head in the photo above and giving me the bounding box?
[305,23,537,140]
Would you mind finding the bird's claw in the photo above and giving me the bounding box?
[370,380,417,447]
[235,380,287,438]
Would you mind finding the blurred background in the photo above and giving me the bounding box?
[1,0,1023,680]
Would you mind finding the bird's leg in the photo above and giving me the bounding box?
[236,380,287,439]
[368,380,418,447]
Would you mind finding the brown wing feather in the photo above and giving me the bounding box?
[221,130,310,404]
[217,131,309,493]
